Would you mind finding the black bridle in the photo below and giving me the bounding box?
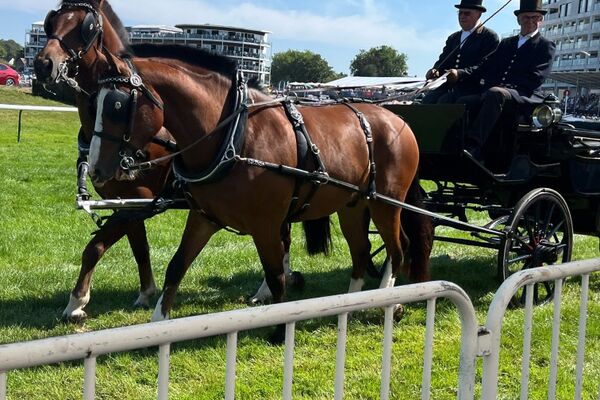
[44,2,104,65]
[94,57,165,170]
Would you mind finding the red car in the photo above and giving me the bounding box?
[0,64,20,86]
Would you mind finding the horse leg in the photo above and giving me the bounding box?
[337,206,372,293]
[369,204,404,290]
[252,228,287,343]
[151,211,218,322]
[250,222,293,305]
[126,221,158,308]
[63,215,130,321]
[402,180,433,282]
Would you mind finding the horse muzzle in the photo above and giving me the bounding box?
[33,56,60,83]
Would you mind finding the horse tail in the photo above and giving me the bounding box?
[402,175,433,282]
[302,217,332,256]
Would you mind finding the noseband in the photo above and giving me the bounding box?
[94,57,165,170]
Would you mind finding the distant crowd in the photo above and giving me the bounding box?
[563,94,600,117]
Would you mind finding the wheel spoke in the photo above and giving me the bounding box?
[506,253,531,266]
[541,203,556,237]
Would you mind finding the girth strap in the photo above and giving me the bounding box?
[341,102,377,198]
[283,100,328,220]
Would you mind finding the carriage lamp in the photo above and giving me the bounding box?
[532,104,563,128]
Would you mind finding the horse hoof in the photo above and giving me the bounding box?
[393,304,405,322]
[62,310,88,324]
[289,271,305,290]
[133,294,153,309]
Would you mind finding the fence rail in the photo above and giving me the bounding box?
[0,103,78,142]
[1,259,599,399]
[0,281,478,400]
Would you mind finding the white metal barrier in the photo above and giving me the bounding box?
[1,259,599,399]
[0,104,78,142]
[0,281,479,400]
[482,258,600,400]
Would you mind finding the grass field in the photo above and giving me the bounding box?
[0,85,599,399]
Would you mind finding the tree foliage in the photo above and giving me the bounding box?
[350,45,408,77]
[0,40,24,63]
[271,50,341,86]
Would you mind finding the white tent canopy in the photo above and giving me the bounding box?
[323,76,425,89]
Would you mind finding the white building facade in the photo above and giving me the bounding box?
[542,0,600,92]
[128,24,272,86]
[24,22,272,85]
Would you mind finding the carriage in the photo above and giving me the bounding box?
[383,96,599,305]
[37,0,600,328]
[77,92,597,307]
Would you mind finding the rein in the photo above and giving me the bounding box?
[123,95,285,172]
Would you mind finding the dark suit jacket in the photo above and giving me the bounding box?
[461,32,556,103]
[432,25,499,96]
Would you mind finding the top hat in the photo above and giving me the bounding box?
[454,0,486,12]
[514,0,547,15]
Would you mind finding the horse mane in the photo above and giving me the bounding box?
[60,0,131,50]
[128,43,238,77]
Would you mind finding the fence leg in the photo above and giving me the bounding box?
[334,313,348,400]
[575,274,590,400]
[283,323,295,400]
[83,356,96,400]
[17,110,23,143]
[0,371,6,400]
[380,305,395,400]
[225,332,238,400]
[158,343,171,400]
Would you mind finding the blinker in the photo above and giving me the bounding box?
[103,88,132,124]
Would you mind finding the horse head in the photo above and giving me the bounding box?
[89,53,165,186]
[34,0,128,89]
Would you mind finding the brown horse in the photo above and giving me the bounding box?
[34,0,174,320]
[33,0,328,316]
[90,44,432,340]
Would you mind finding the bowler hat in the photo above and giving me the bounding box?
[454,0,486,12]
[514,0,547,15]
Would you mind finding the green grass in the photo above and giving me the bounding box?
[0,85,599,399]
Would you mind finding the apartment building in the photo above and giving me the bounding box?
[24,21,45,72]
[24,22,272,85]
[128,24,272,86]
[542,0,600,93]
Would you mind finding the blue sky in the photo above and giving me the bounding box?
[0,0,524,76]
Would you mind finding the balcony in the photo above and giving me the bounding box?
[577,24,591,32]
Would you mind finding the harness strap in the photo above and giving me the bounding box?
[282,100,329,220]
[341,102,377,198]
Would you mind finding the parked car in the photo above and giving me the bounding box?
[0,64,20,86]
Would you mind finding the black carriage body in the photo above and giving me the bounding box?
[385,103,600,237]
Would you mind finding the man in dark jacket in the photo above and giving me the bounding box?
[422,0,499,104]
[449,0,556,160]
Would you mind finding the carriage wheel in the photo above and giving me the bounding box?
[498,188,573,307]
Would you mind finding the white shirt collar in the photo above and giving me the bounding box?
[518,29,539,47]
[460,23,480,47]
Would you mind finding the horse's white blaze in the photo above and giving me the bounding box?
[134,280,157,308]
[62,290,91,319]
[379,258,396,289]
[151,293,168,322]
[89,88,109,172]
[348,278,364,293]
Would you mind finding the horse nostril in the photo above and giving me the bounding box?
[33,58,53,80]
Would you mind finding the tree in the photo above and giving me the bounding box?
[350,45,408,77]
[271,50,340,86]
[0,40,23,63]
